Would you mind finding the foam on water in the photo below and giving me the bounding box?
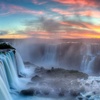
[77,76,100,100]
[1,42,100,100]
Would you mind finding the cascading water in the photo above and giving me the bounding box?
[0,45,67,100]
[0,48,26,100]
[0,50,18,100]
[0,51,19,88]
[15,51,26,75]
[81,44,96,74]
[1,41,100,100]
[13,40,100,74]
[0,60,10,91]
[41,44,57,67]
[0,76,13,100]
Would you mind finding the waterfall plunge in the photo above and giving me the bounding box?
[81,44,96,74]
[0,50,26,100]
[15,51,26,75]
[0,51,19,89]
[0,76,12,100]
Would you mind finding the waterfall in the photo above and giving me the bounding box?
[81,44,96,74]
[15,51,26,75]
[0,60,10,90]
[0,51,19,88]
[0,76,13,100]
[0,49,26,100]
[42,45,57,66]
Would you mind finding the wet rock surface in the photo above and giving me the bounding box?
[0,42,15,50]
[34,67,88,79]
[23,64,88,98]
[0,42,15,53]
[20,89,35,96]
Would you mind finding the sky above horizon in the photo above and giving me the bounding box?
[0,0,100,39]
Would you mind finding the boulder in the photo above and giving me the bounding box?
[20,89,34,96]
[70,90,80,97]
[31,75,41,81]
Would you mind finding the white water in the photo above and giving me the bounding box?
[0,76,13,100]
[1,42,100,100]
[81,44,96,74]
[77,76,100,100]
[15,51,26,75]
[0,60,10,90]
[15,51,35,77]
[13,40,100,74]
[43,45,57,63]
[0,51,19,89]
[0,49,57,100]
[0,50,26,100]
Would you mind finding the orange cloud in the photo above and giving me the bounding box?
[51,8,72,16]
[0,34,31,39]
[60,20,100,33]
[0,29,100,39]
[59,21,86,29]
[54,0,86,5]
[83,23,100,33]
[69,32,100,39]
[58,20,100,39]
[53,0,97,7]
[51,8,100,18]
[22,17,100,39]
[16,30,57,39]
[78,10,100,18]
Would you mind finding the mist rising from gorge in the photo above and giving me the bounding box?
[1,38,100,75]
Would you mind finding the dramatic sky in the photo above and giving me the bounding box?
[0,0,100,39]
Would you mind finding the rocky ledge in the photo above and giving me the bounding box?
[20,66,88,98]
[0,42,15,53]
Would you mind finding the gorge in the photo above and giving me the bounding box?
[1,40,100,100]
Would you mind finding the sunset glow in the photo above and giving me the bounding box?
[0,0,100,39]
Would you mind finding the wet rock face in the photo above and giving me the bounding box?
[31,75,42,81]
[70,90,80,97]
[58,91,65,97]
[0,42,15,50]
[34,67,88,79]
[29,67,88,97]
[20,89,35,96]
[0,42,15,53]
